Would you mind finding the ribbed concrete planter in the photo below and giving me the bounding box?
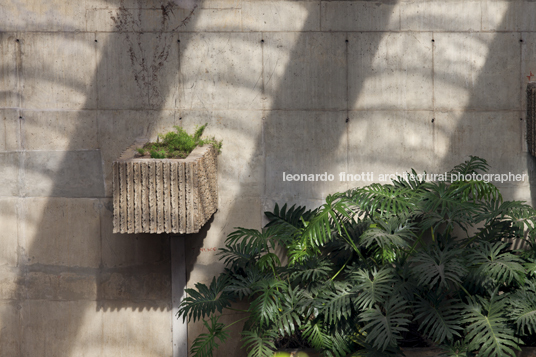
[112,139,218,234]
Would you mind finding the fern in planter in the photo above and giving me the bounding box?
[178,156,536,357]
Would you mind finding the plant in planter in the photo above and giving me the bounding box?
[136,124,222,159]
[178,157,536,357]
[113,124,222,234]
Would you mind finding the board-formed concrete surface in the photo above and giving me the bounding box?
[2,0,536,356]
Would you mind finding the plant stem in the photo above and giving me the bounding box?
[226,307,249,313]
[331,256,352,281]
[224,316,250,330]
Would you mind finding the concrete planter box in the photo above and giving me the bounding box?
[112,139,218,234]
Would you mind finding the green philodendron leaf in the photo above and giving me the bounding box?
[468,241,525,285]
[359,217,415,250]
[414,295,464,344]
[352,266,394,310]
[177,276,233,322]
[241,329,277,357]
[509,283,536,336]
[300,194,354,249]
[302,321,333,351]
[350,184,417,218]
[464,294,521,357]
[318,281,355,325]
[191,315,230,357]
[223,267,268,300]
[410,244,468,290]
[289,257,332,285]
[359,295,411,351]
[249,278,286,328]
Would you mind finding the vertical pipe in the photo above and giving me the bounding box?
[171,235,188,357]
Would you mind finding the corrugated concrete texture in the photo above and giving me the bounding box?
[113,142,218,234]
[1,0,536,356]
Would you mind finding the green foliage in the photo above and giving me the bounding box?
[414,294,464,344]
[178,156,536,356]
[359,295,411,351]
[242,329,278,357]
[150,149,167,158]
[191,315,230,357]
[136,124,222,159]
[177,276,232,322]
[464,293,521,357]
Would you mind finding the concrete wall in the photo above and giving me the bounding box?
[1,0,536,356]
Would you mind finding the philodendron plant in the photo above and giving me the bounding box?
[178,157,536,357]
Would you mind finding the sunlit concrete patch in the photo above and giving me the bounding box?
[434,111,525,176]
[263,32,347,110]
[96,32,180,110]
[21,300,103,357]
[242,1,319,32]
[348,111,434,182]
[0,33,19,109]
[0,198,19,267]
[400,0,480,31]
[349,32,433,111]
[0,0,88,32]
[100,301,172,357]
[265,111,348,200]
[194,0,241,9]
[20,33,97,110]
[434,32,520,111]
[321,1,399,31]
[21,150,105,198]
[180,110,264,198]
[0,301,21,357]
[21,110,98,151]
[97,109,178,197]
[180,33,263,110]
[185,8,242,31]
[19,198,101,268]
[0,109,21,151]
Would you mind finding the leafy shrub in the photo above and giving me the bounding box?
[138,124,222,159]
[178,156,536,357]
